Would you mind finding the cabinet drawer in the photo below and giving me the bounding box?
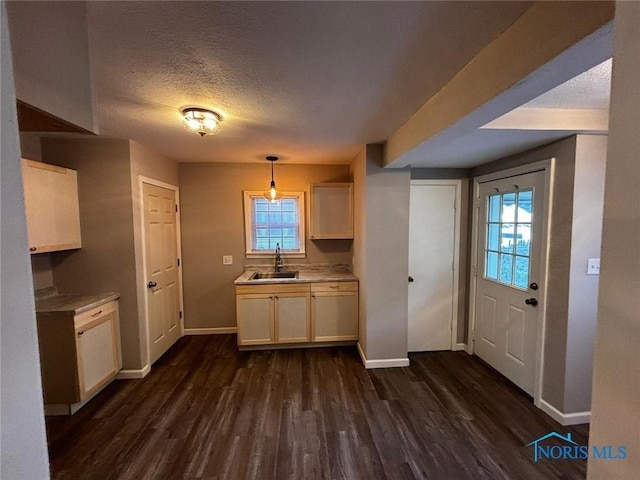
[311,282,358,293]
[236,283,310,295]
[75,301,116,330]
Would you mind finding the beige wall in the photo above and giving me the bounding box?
[41,138,142,368]
[7,1,96,132]
[565,135,607,413]
[1,3,50,475]
[19,133,42,162]
[588,2,640,477]
[361,144,411,361]
[179,162,352,330]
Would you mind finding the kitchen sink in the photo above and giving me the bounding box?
[250,271,298,280]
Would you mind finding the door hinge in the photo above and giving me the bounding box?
[177,258,181,266]
[179,311,183,319]
[175,204,178,212]
[475,197,480,209]
[473,265,478,276]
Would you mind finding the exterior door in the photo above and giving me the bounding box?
[474,170,545,395]
[408,182,457,352]
[143,183,181,364]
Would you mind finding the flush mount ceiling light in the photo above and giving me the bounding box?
[181,107,222,137]
[264,155,282,203]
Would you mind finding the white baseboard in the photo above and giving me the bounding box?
[453,343,466,351]
[184,327,237,335]
[539,398,591,426]
[116,364,150,380]
[357,342,410,369]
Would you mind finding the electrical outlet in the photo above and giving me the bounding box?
[587,258,600,275]
[222,255,233,265]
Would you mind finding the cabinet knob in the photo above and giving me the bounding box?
[29,247,36,252]
[77,330,84,336]
[147,281,157,288]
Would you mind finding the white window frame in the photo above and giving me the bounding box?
[243,191,306,258]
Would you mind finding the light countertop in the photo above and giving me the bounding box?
[35,292,120,315]
[234,264,358,285]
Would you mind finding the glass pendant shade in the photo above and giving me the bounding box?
[182,108,221,136]
[264,156,282,203]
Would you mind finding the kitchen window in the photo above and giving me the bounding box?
[243,191,306,258]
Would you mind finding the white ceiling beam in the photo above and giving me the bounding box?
[482,107,609,133]
[384,1,614,168]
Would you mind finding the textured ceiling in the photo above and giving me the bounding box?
[87,1,531,164]
[524,59,611,109]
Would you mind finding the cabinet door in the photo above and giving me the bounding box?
[312,292,358,341]
[75,309,120,400]
[236,294,275,345]
[276,293,310,343]
[22,159,81,254]
[309,183,353,239]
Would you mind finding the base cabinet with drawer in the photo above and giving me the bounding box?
[311,282,359,341]
[236,281,358,347]
[36,300,122,414]
[236,284,311,346]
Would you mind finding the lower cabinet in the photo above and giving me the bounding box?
[311,282,359,341]
[236,281,358,346]
[236,284,311,346]
[36,300,122,414]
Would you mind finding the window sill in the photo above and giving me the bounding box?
[246,252,306,259]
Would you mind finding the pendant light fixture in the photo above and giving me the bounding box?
[264,156,282,203]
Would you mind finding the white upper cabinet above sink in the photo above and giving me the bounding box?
[309,183,353,240]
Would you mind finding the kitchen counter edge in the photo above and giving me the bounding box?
[234,270,358,285]
[35,292,121,316]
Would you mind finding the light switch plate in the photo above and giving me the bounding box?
[587,258,600,275]
[222,255,233,265]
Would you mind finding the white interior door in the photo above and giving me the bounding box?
[474,170,545,395]
[144,182,181,364]
[408,181,458,352]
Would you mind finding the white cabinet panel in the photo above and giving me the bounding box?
[22,159,81,254]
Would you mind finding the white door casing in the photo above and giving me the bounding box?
[143,181,182,364]
[408,180,461,352]
[473,170,547,395]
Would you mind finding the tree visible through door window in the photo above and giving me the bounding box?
[243,191,306,257]
[485,190,532,289]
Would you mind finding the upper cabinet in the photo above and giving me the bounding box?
[309,183,353,240]
[22,159,82,254]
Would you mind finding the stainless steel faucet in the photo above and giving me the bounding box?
[274,243,283,272]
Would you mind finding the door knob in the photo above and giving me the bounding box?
[408,276,414,283]
[525,298,538,306]
[147,281,157,288]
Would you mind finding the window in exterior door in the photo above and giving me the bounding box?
[485,190,533,289]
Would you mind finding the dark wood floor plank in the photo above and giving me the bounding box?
[46,335,589,479]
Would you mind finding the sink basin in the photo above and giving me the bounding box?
[250,271,298,280]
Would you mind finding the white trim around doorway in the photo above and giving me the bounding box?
[138,176,185,371]
[467,159,555,409]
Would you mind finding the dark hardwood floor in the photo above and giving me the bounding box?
[46,335,589,479]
